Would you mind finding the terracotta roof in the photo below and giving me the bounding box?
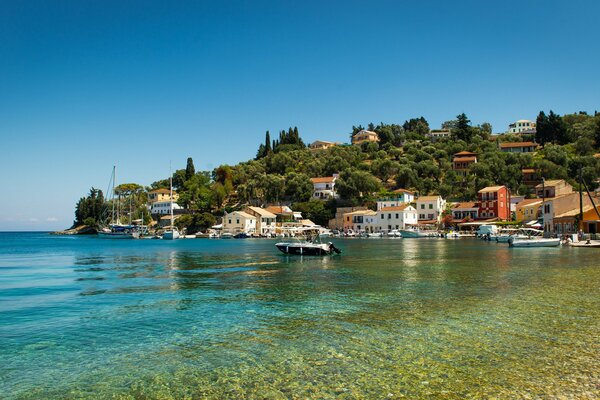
[454,151,477,156]
[453,156,477,162]
[344,210,377,216]
[392,188,414,195]
[478,186,505,193]
[311,176,336,184]
[500,141,537,148]
[380,205,413,211]
[453,202,478,209]
[534,179,566,189]
[417,195,441,201]
[517,198,542,207]
[149,188,172,194]
[246,206,277,218]
[522,168,536,173]
[264,206,292,214]
[554,205,595,219]
[230,211,256,219]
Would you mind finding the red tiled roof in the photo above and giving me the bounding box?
[392,188,414,195]
[522,168,536,173]
[453,202,478,209]
[380,204,412,211]
[453,156,477,162]
[500,141,538,148]
[311,176,336,184]
[454,151,477,156]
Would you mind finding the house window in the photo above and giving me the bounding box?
[236,219,240,224]
[421,204,425,209]
[388,214,391,219]
[428,204,433,209]
[228,219,232,224]
[395,213,399,219]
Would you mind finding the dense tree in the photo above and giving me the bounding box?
[403,117,429,136]
[336,169,381,202]
[291,199,335,226]
[185,157,196,181]
[74,188,107,227]
[453,113,472,142]
[284,172,313,202]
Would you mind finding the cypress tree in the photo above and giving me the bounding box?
[185,157,195,181]
[265,131,271,153]
[535,111,548,146]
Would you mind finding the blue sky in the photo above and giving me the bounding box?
[1,0,599,231]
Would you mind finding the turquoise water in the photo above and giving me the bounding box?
[1,232,598,399]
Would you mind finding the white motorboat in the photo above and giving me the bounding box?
[509,237,561,247]
[162,227,180,240]
[276,228,341,255]
[400,228,437,238]
[367,232,383,238]
[220,232,233,239]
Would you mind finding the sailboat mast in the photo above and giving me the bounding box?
[170,162,174,227]
[111,166,116,224]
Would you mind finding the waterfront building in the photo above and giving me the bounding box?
[264,205,303,222]
[553,205,600,234]
[342,209,378,233]
[328,206,367,230]
[477,186,511,220]
[535,179,573,198]
[541,192,594,233]
[148,188,178,204]
[516,198,543,222]
[452,202,479,221]
[507,120,536,134]
[309,140,338,150]
[499,141,538,153]
[150,200,183,215]
[351,130,379,145]
[376,189,415,210]
[310,175,338,199]
[159,214,181,227]
[244,206,277,236]
[223,211,257,234]
[377,204,418,231]
[415,195,446,223]
[452,151,477,176]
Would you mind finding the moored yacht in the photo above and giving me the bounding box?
[276,228,341,255]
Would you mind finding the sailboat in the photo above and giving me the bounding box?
[162,166,180,240]
[98,166,139,239]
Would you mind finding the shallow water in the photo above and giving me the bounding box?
[1,232,598,399]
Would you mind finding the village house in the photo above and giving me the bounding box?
[351,130,379,145]
[147,188,178,204]
[328,206,367,230]
[428,129,451,141]
[522,168,541,188]
[452,151,477,176]
[377,204,418,231]
[376,189,415,210]
[244,206,277,236]
[342,209,378,233]
[150,200,183,215]
[264,205,302,222]
[308,140,338,151]
[159,214,181,227]
[541,192,594,233]
[553,205,600,235]
[415,195,446,223]
[507,119,536,134]
[223,211,257,234]
[516,198,543,223]
[477,185,511,220]
[310,175,338,199]
[535,179,573,198]
[499,141,538,153]
[452,202,479,221]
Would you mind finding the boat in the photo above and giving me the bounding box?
[387,229,402,237]
[276,228,341,255]
[568,239,600,248]
[399,227,437,238]
[508,229,560,247]
[234,232,249,239]
[494,228,529,243]
[162,165,180,240]
[98,166,139,239]
[367,232,383,237]
[220,232,233,239]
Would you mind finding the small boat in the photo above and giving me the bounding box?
[162,226,180,240]
[446,231,462,239]
[494,228,529,243]
[568,239,600,248]
[387,229,402,237]
[367,232,383,237]
[234,232,249,239]
[276,228,341,255]
[220,232,233,239]
[509,237,561,247]
[98,224,139,239]
[400,227,437,238]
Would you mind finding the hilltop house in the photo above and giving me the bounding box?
[478,185,511,220]
[507,120,536,134]
[376,189,415,210]
[522,168,541,188]
[311,175,338,199]
[245,206,277,236]
[452,151,477,176]
[309,140,338,151]
[499,141,538,153]
[415,195,446,223]
[223,211,257,234]
[150,200,183,216]
[351,130,379,145]
[428,129,451,141]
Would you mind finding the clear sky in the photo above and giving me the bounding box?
[1,0,599,231]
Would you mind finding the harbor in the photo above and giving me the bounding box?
[1,232,598,399]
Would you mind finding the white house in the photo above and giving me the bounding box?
[343,210,378,233]
[245,206,277,236]
[376,189,415,210]
[150,201,183,215]
[507,120,536,134]
[310,175,338,199]
[377,204,418,231]
[415,195,446,223]
[223,211,257,234]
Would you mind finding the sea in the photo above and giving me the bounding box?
[0,232,598,399]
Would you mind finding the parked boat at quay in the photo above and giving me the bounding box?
[98,166,140,239]
[276,228,341,255]
[162,165,180,240]
[508,229,561,247]
[399,227,438,238]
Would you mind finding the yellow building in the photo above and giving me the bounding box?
[516,198,543,222]
[148,188,178,204]
[351,130,379,145]
[309,140,338,150]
